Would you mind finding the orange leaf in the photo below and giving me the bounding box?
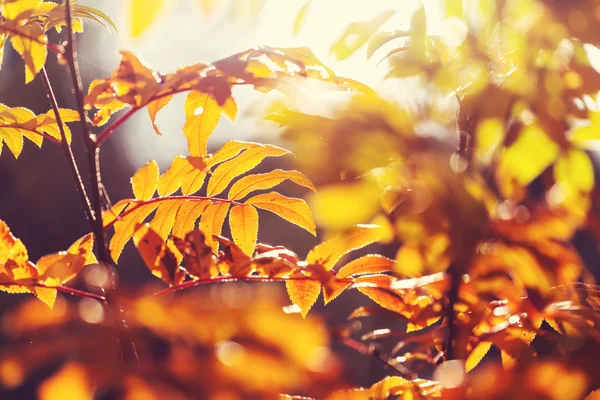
[336,254,395,279]
[228,169,316,200]
[466,341,492,372]
[245,192,315,235]
[109,202,161,262]
[200,202,231,252]
[171,199,211,237]
[286,279,321,318]
[171,229,217,279]
[131,160,159,201]
[147,95,172,136]
[229,205,259,256]
[149,200,184,240]
[133,224,184,285]
[183,91,222,157]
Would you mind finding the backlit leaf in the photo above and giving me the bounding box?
[157,156,195,197]
[133,224,184,285]
[149,200,184,240]
[336,254,395,279]
[207,144,289,196]
[109,202,161,262]
[330,10,395,60]
[245,192,315,236]
[306,224,388,270]
[147,95,172,136]
[554,149,594,193]
[7,24,47,83]
[286,279,321,318]
[184,91,222,157]
[131,160,159,201]
[228,169,316,200]
[200,202,231,252]
[466,341,493,372]
[171,199,211,237]
[172,229,217,278]
[129,0,166,38]
[206,140,259,168]
[229,205,259,256]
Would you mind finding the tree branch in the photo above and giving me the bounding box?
[40,66,95,225]
[32,283,107,303]
[63,0,109,263]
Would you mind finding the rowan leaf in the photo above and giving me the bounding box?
[157,156,194,197]
[322,279,352,304]
[229,205,259,256]
[306,224,388,270]
[171,229,217,278]
[228,169,316,200]
[109,202,161,262]
[129,0,166,38]
[36,253,85,287]
[147,95,172,136]
[102,199,134,227]
[171,199,211,237]
[200,202,231,252]
[7,24,47,83]
[336,254,395,279]
[331,10,395,60]
[66,233,97,266]
[131,160,159,201]
[245,192,316,236]
[206,140,260,168]
[466,341,493,372]
[207,144,289,196]
[181,156,211,195]
[133,224,184,286]
[184,91,222,157]
[149,200,184,240]
[286,279,321,318]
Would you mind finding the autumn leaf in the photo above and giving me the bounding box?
[229,205,259,256]
[286,279,321,318]
[245,192,316,236]
[336,254,395,279]
[7,23,47,83]
[172,229,217,278]
[207,144,289,196]
[200,202,231,252]
[147,95,172,136]
[149,200,183,240]
[330,10,395,60]
[306,224,389,270]
[466,341,493,372]
[171,199,211,237]
[109,202,161,262]
[227,169,316,201]
[133,224,184,285]
[131,160,159,201]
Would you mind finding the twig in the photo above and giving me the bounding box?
[103,196,245,230]
[32,283,106,303]
[40,66,95,224]
[64,0,109,263]
[153,275,318,297]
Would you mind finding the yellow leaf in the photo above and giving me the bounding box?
[9,25,47,84]
[307,224,388,270]
[228,169,316,200]
[147,95,172,136]
[157,156,195,196]
[181,156,211,195]
[133,224,184,285]
[206,140,260,168]
[1,0,42,19]
[184,91,222,157]
[38,363,92,400]
[245,192,316,236]
[286,279,321,318]
[109,202,161,262]
[200,202,231,252]
[330,10,395,60]
[67,233,96,265]
[207,144,289,196]
[0,126,23,157]
[336,254,395,279]
[229,205,259,256]
[149,200,183,240]
[131,160,159,201]
[102,199,133,227]
[322,279,351,304]
[36,253,85,287]
[32,286,57,310]
[475,118,505,164]
[171,199,211,237]
[466,341,492,372]
[554,149,594,193]
[129,0,166,38]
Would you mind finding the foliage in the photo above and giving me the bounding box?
[1,0,600,399]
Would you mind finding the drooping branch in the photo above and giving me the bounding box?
[40,66,95,225]
[31,283,107,303]
[63,0,109,263]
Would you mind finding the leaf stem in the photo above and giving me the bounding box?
[32,283,107,303]
[103,196,245,230]
[152,275,317,297]
[40,66,95,225]
[95,107,137,147]
[64,0,109,263]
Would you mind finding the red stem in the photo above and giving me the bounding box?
[103,196,245,230]
[153,275,317,297]
[33,283,107,303]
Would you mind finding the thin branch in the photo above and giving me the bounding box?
[103,196,245,230]
[153,275,318,297]
[0,25,64,54]
[40,66,95,224]
[64,0,109,263]
[31,283,107,303]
